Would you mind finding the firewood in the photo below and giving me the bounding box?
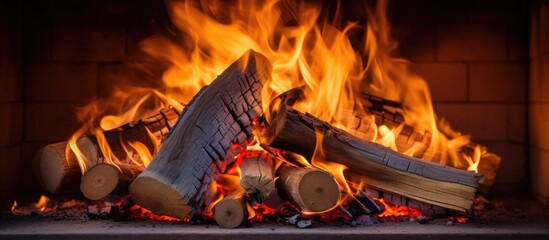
[259,106,484,215]
[356,93,501,193]
[77,106,180,167]
[129,50,272,219]
[38,106,179,195]
[239,151,276,203]
[214,189,248,229]
[277,164,340,213]
[39,142,82,194]
[80,163,143,202]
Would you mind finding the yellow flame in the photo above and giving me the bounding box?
[33,195,50,212]
[128,141,153,167]
[11,201,17,213]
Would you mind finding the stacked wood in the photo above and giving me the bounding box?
[80,163,143,202]
[239,151,276,203]
[214,188,249,228]
[277,164,340,213]
[129,50,272,219]
[38,106,180,195]
[258,106,484,215]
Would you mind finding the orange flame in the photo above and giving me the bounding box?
[33,195,50,212]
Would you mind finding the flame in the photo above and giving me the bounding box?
[11,201,17,213]
[33,195,50,212]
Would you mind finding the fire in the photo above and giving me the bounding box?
[33,195,50,212]
[53,0,488,222]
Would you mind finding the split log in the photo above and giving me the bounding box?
[259,106,484,215]
[77,106,180,167]
[130,50,272,219]
[39,142,82,194]
[277,164,340,213]
[214,189,248,228]
[239,151,276,203]
[38,106,179,195]
[80,163,143,202]
[355,93,501,193]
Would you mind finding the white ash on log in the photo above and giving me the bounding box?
[130,50,272,219]
[239,150,276,203]
[259,106,484,215]
[38,107,179,195]
[277,164,340,213]
[39,142,82,194]
[214,189,249,229]
[80,163,143,202]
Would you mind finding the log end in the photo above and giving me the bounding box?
[129,176,190,219]
[40,144,77,194]
[80,163,120,200]
[298,170,340,213]
[214,198,247,228]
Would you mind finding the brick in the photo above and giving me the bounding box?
[25,63,98,102]
[25,103,80,142]
[530,1,549,57]
[0,146,21,193]
[508,104,526,142]
[22,0,51,61]
[50,0,98,24]
[529,54,549,103]
[469,63,526,102]
[437,24,506,61]
[53,24,126,62]
[529,147,549,206]
[410,63,467,102]
[508,24,528,61]
[482,143,525,186]
[0,52,21,102]
[0,103,22,146]
[392,24,436,61]
[435,103,507,141]
[529,103,549,151]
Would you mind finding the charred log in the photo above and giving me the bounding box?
[129,50,272,219]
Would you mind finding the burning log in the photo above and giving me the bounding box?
[39,142,82,194]
[356,94,501,193]
[76,106,180,166]
[239,151,276,203]
[259,106,484,215]
[277,164,340,213]
[363,187,448,217]
[38,106,180,195]
[129,50,272,219]
[80,163,143,202]
[213,189,249,228]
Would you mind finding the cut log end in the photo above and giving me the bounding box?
[39,142,82,194]
[297,170,340,212]
[278,165,340,213]
[129,176,190,219]
[214,194,247,229]
[80,163,120,201]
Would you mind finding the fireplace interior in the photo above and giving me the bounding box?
[1,0,548,237]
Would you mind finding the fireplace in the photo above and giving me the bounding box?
[1,0,548,235]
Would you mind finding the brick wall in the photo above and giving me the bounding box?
[390,0,529,193]
[529,0,549,206]
[0,2,22,209]
[13,0,168,198]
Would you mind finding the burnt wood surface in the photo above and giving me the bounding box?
[129,50,272,219]
[259,106,484,215]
